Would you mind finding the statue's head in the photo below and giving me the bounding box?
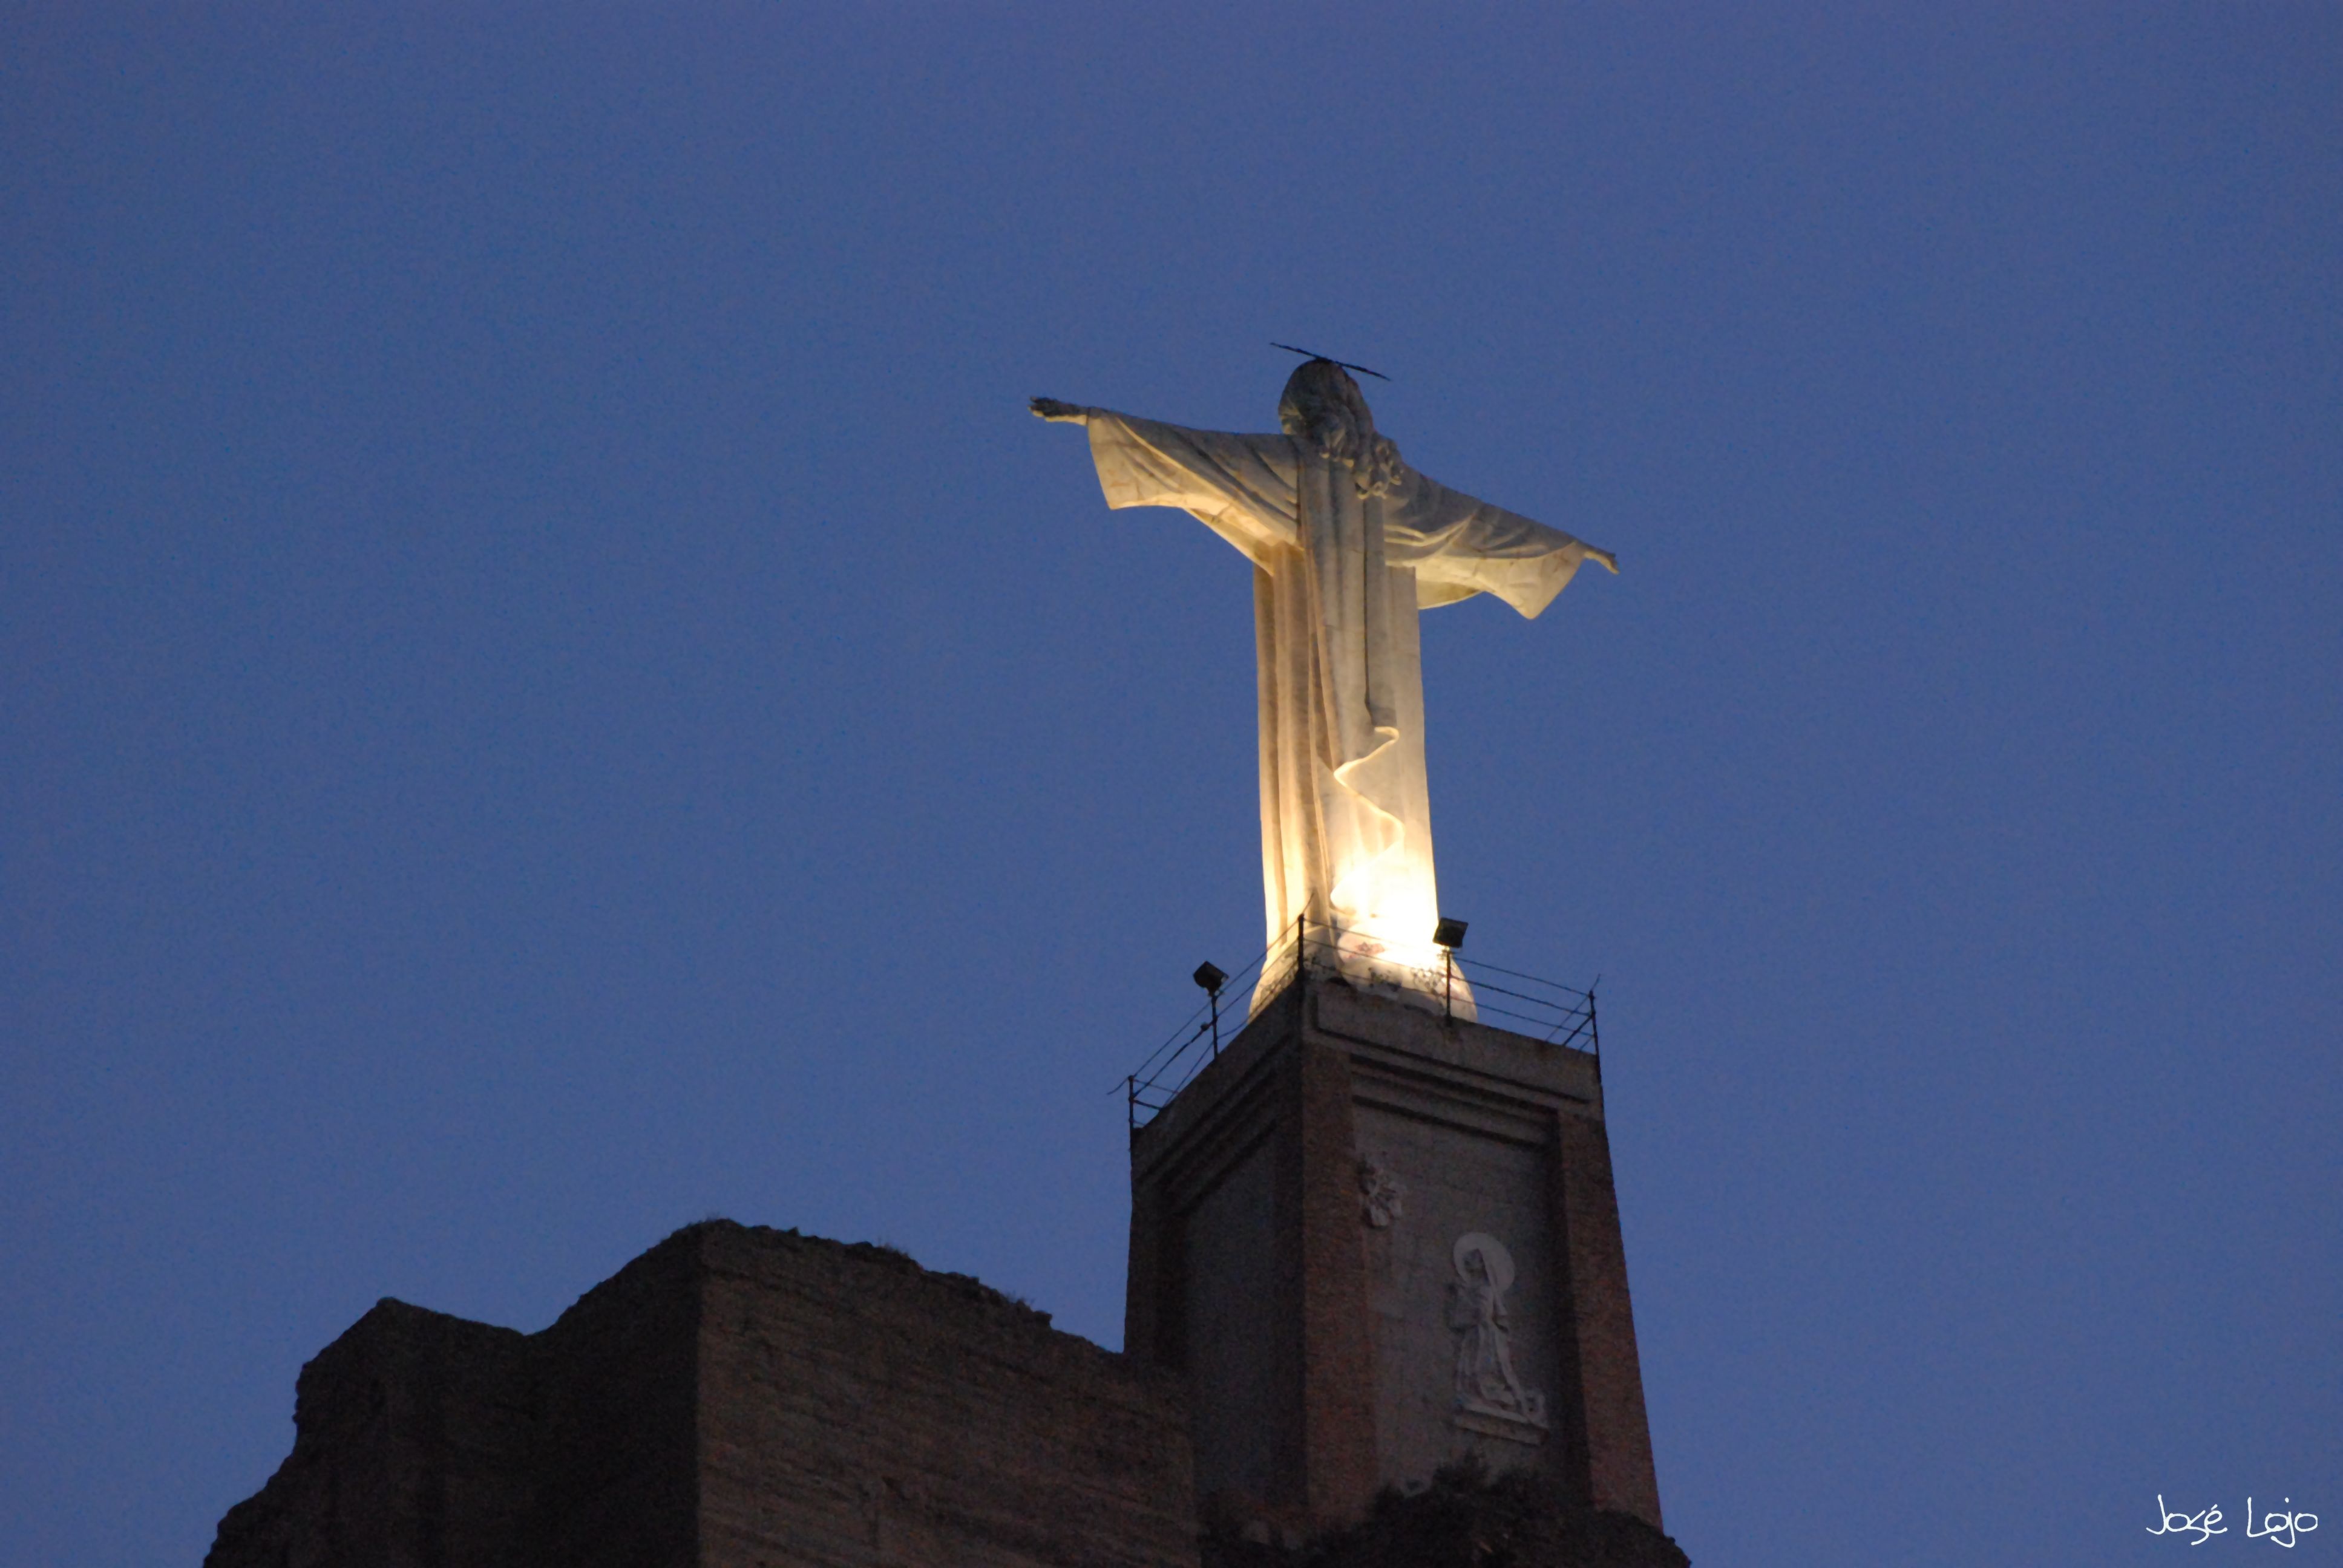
[1279,359,1405,497]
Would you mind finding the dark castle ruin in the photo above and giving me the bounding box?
[209,983,1688,1567]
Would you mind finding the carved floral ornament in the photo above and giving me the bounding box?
[1357,1155,1405,1228]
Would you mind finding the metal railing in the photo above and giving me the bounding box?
[1122,919,1598,1130]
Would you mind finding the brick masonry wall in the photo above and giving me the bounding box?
[1127,979,1663,1542]
[205,1299,538,1568]
[530,1231,703,1566]
[207,1222,1199,1568]
[696,1224,1198,1568]
[1294,1037,1378,1524]
[1550,1116,1664,1527]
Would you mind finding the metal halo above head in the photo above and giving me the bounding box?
[1270,342,1390,381]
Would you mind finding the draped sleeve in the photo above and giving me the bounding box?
[1380,468,1606,618]
[1082,410,1302,569]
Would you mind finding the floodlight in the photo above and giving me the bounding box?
[1193,961,1228,995]
[1431,918,1468,952]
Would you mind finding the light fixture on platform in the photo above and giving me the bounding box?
[1193,961,1228,1057]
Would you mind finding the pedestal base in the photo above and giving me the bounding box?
[1126,974,1663,1535]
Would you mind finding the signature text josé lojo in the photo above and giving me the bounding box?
[2149,1495,2319,1547]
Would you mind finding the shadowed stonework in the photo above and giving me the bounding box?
[1201,1463,1688,1568]
[208,985,1682,1567]
[1126,979,1662,1538]
[206,1221,1198,1568]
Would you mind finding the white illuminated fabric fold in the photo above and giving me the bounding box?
[1083,406,1600,1017]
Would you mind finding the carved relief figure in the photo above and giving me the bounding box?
[1357,1155,1406,1229]
[1447,1233,1547,1429]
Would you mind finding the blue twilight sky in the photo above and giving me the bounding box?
[4,5,2338,1563]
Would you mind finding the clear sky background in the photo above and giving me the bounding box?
[5,5,2337,1564]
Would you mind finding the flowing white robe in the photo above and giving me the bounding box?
[1083,410,1602,1014]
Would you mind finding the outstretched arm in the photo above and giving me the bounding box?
[1043,405,1303,566]
[1389,469,1618,615]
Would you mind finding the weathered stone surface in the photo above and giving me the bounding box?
[1128,976,1662,1537]
[207,1221,1197,1568]
[696,1223,1198,1568]
[206,985,1682,1567]
[206,1298,537,1568]
[531,1229,701,1566]
[1200,1464,1689,1568]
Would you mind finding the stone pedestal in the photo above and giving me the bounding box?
[1125,975,1662,1536]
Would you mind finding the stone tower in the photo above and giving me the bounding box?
[1123,965,1662,1537]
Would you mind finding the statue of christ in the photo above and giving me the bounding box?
[1033,359,1615,1016]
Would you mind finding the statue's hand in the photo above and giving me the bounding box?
[1586,547,1619,575]
[1029,396,1089,424]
